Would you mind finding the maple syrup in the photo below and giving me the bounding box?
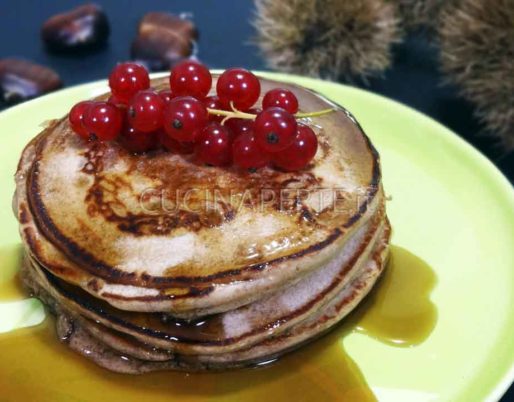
[0,245,436,402]
[352,245,437,346]
[0,245,25,301]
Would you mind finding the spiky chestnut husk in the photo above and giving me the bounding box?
[439,0,514,151]
[391,0,457,32]
[253,0,401,81]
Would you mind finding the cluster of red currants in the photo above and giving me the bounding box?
[68,60,320,171]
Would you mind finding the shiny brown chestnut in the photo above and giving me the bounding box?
[41,3,110,52]
[130,12,198,71]
[0,59,62,104]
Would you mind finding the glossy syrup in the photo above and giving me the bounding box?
[0,246,436,402]
[0,245,25,301]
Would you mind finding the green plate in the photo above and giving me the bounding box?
[1,72,513,402]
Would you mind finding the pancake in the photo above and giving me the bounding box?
[15,76,383,318]
[16,158,384,319]
[21,219,390,372]
[24,215,388,355]
[15,72,391,373]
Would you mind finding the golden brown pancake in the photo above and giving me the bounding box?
[24,215,387,354]
[16,76,383,318]
[21,220,390,372]
[15,74,390,372]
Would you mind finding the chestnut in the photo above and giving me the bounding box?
[41,3,110,52]
[0,59,62,104]
[130,12,198,71]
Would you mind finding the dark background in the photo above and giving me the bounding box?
[1,0,513,183]
[1,1,513,399]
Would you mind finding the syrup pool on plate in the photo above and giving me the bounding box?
[0,244,25,301]
[0,245,437,402]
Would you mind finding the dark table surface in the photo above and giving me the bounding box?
[1,1,513,400]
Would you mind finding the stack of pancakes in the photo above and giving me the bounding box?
[14,76,391,373]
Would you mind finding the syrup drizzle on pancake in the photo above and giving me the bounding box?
[81,139,323,236]
[0,245,437,402]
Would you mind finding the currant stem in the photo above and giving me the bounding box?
[206,107,336,124]
[295,108,336,118]
[207,108,255,119]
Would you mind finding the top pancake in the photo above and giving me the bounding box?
[24,76,381,290]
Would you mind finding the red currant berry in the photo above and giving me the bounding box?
[204,95,224,122]
[83,101,123,141]
[195,122,232,166]
[254,107,297,153]
[158,89,174,104]
[225,118,253,139]
[108,62,150,104]
[127,90,165,133]
[69,101,94,139]
[273,124,318,171]
[216,68,260,110]
[232,132,270,170]
[163,96,208,142]
[119,123,158,153]
[169,60,212,99]
[158,131,195,154]
[107,94,125,107]
[262,88,299,114]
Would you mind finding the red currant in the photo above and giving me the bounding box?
[108,62,150,104]
[204,95,224,122]
[254,107,297,153]
[69,101,94,139]
[158,131,195,154]
[262,88,299,114]
[169,60,212,99]
[119,123,158,153]
[107,94,125,107]
[158,89,174,104]
[127,90,165,133]
[232,132,270,170]
[195,122,232,166]
[216,68,260,110]
[225,118,253,139]
[83,101,123,141]
[163,96,208,142]
[273,124,318,171]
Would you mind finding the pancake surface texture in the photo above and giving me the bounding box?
[15,75,390,372]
